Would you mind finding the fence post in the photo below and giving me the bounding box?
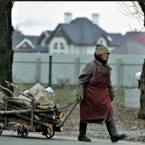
[49,55,52,87]
[74,57,80,83]
[116,58,122,89]
[35,57,41,82]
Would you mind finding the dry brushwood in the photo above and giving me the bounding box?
[0,82,66,129]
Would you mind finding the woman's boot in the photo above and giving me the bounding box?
[105,117,127,143]
[78,121,91,142]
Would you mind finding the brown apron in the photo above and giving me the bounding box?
[80,66,113,121]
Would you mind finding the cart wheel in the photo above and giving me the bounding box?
[0,124,3,136]
[42,126,55,139]
[17,124,28,138]
[44,131,55,139]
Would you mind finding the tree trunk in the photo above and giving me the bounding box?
[139,60,145,119]
[135,2,145,116]
[0,0,14,96]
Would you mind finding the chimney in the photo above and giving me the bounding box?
[92,13,99,25]
[64,12,72,23]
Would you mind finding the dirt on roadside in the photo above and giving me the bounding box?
[59,104,145,142]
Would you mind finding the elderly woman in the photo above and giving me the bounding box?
[76,44,127,142]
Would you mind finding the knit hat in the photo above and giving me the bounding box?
[95,44,109,55]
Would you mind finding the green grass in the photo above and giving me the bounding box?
[12,83,76,105]
[54,87,77,104]
[113,89,125,107]
[12,83,124,107]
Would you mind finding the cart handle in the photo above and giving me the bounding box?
[60,99,79,126]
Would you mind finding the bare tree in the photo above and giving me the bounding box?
[0,0,14,96]
[117,1,145,120]
[116,1,145,31]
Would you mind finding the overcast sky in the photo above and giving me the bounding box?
[12,1,145,36]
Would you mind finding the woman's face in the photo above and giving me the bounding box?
[99,53,109,61]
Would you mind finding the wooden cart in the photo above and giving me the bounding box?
[0,81,78,138]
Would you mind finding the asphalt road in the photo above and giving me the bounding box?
[0,131,144,145]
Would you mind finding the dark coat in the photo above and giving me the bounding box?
[77,58,115,123]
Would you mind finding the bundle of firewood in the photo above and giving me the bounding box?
[0,83,66,129]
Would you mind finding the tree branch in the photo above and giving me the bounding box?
[138,2,145,26]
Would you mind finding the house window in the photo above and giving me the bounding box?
[54,43,58,49]
[98,40,103,45]
[60,43,64,50]
[22,42,29,48]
